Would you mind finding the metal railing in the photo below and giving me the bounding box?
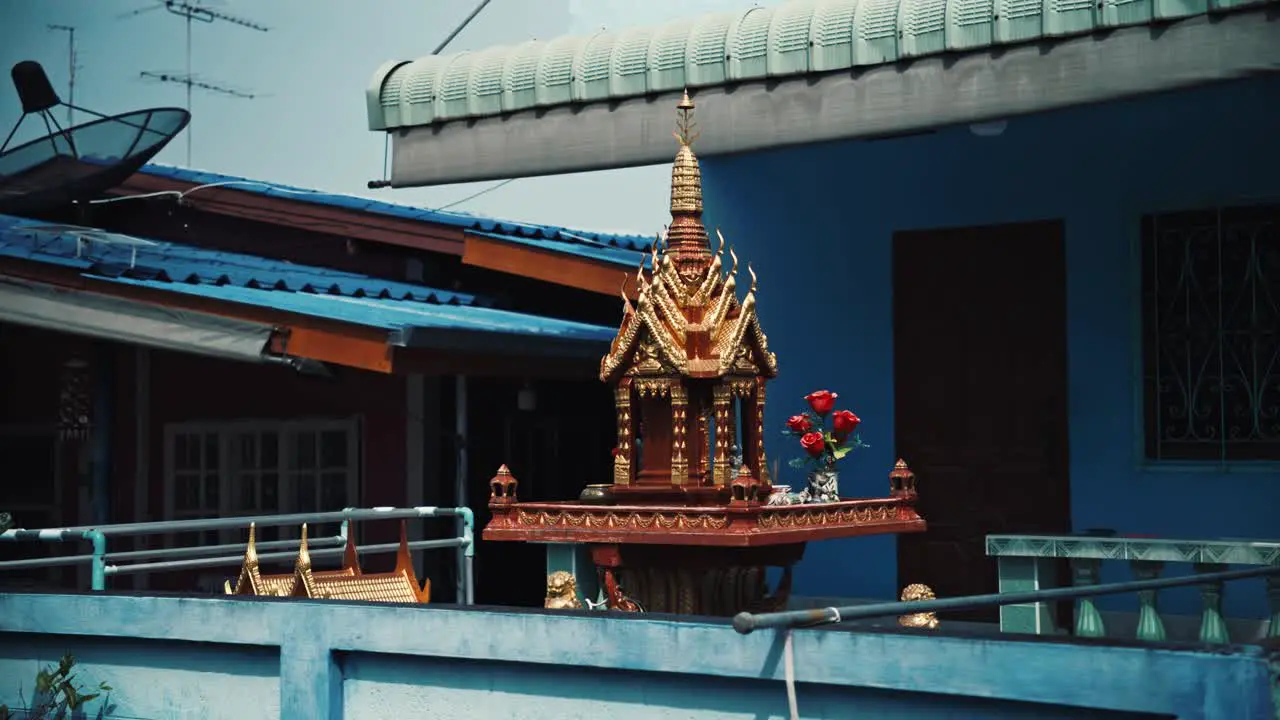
[732,564,1280,635]
[0,506,475,604]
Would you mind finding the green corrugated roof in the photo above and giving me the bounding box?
[367,0,1266,131]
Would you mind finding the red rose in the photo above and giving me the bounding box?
[799,432,825,457]
[785,415,812,433]
[832,410,861,438]
[805,390,837,416]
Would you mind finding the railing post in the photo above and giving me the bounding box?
[1130,560,1166,641]
[1267,564,1280,640]
[84,530,107,591]
[1070,557,1106,637]
[1193,562,1230,644]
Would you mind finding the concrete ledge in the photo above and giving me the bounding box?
[0,592,1275,719]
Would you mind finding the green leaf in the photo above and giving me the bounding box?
[787,458,807,469]
[833,446,852,460]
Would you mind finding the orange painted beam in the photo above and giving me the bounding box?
[462,233,640,299]
[272,327,393,374]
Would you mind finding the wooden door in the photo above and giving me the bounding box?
[893,220,1071,622]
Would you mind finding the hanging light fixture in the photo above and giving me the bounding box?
[57,357,92,441]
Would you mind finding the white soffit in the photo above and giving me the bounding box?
[373,7,1279,186]
[0,278,274,362]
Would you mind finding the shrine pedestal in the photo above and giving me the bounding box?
[488,491,926,615]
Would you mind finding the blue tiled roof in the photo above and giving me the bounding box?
[136,164,653,266]
[0,215,618,344]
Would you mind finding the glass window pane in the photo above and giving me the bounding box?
[261,432,279,469]
[261,473,279,512]
[296,474,317,512]
[175,473,197,511]
[320,472,347,509]
[205,433,219,470]
[236,473,255,510]
[238,433,257,468]
[293,433,317,470]
[173,434,191,470]
[320,431,347,467]
[204,473,219,510]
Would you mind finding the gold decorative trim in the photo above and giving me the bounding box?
[757,504,895,528]
[515,509,729,531]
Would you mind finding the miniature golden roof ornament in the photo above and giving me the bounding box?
[226,521,429,604]
[596,90,779,492]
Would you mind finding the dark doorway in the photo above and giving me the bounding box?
[468,378,614,608]
[893,220,1071,623]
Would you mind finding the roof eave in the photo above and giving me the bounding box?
[379,9,1279,187]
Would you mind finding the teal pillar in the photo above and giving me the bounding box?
[1267,566,1280,640]
[1070,558,1106,638]
[996,556,1059,634]
[1193,562,1230,644]
[543,543,600,608]
[1130,560,1167,642]
[280,639,341,720]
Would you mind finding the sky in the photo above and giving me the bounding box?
[0,0,760,235]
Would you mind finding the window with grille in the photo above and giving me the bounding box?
[1140,204,1280,462]
[165,418,361,547]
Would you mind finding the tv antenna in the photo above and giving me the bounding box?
[46,25,80,127]
[120,1,268,166]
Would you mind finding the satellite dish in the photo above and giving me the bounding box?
[0,60,189,215]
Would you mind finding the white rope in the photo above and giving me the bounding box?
[783,630,799,720]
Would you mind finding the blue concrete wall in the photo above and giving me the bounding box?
[700,76,1280,618]
[0,593,1273,719]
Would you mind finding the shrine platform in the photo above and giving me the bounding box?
[0,590,1272,719]
[483,496,926,546]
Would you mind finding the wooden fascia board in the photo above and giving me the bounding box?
[462,233,639,298]
[0,257,394,373]
[115,173,466,256]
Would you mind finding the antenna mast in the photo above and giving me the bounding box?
[46,25,78,127]
[124,1,268,166]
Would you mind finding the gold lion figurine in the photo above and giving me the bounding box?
[545,570,583,610]
[898,583,939,629]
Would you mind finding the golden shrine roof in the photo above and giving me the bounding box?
[600,90,777,383]
[225,521,429,604]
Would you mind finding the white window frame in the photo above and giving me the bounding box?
[162,416,363,548]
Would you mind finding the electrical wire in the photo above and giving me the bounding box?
[85,177,519,217]
[433,178,516,211]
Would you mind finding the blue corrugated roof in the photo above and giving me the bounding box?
[0,214,618,344]
[136,164,654,265]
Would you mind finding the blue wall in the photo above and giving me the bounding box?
[0,592,1273,719]
[700,76,1280,617]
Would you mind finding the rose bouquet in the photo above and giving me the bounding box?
[782,390,866,471]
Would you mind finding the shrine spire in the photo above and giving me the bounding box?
[666,89,712,279]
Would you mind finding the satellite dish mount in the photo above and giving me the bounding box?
[0,60,190,215]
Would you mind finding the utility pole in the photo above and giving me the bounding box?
[122,1,268,166]
[47,24,78,127]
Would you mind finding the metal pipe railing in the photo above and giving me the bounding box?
[104,538,469,575]
[0,533,349,570]
[732,563,1280,635]
[6,506,471,537]
[0,506,476,602]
